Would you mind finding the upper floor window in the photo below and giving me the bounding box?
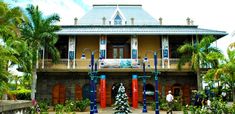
[114,14,122,25]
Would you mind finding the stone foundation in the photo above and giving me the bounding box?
[36,71,197,105]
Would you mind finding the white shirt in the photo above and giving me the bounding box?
[166,93,174,102]
[207,99,211,107]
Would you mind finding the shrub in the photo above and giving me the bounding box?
[10,89,31,100]
[38,100,49,113]
[64,100,76,112]
[55,104,64,114]
[76,99,90,112]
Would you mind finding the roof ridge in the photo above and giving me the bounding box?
[93,4,142,7]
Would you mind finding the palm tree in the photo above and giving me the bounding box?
[204,47,235,102]
[21,5,60,100]
[0,1,26,99]
[177,35,221,90]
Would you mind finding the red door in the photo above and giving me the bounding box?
[75,84,82,100]
[52,84,66,105]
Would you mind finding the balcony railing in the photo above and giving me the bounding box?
[37,58,191,71]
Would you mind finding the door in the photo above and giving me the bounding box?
[52,83,66,105]
[108,45,130,58]
[75,84,82,100]
[113,46,124,59]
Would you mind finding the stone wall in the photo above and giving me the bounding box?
[36,71,196,105]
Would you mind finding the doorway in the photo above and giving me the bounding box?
[146,84,155,101]
[111,83,121,104]
[52,83,66,105]
[82,84,90,100]
[107,36,130,59]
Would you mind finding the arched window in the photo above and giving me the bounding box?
[114,14,122,25]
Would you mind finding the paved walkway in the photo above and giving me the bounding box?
[48,107,184,114]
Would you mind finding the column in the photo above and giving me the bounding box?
[132,74,138,108]
[161,35,169,68]
[68,36,76,69]
[131,35,138,59]
[99,35,107,59]
[100,75,106,108]
[42,47,45,69]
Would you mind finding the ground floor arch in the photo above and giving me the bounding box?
[146,83,155,101]
[52,83,66,105]
[111,83,121,104]
[75,84,82,100]
[82,84,90,100]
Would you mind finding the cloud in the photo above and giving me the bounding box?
[30,0,86,25]
[9,0,86,25]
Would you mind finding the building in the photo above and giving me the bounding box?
[36,4,227,107]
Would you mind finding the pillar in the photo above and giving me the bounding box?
[99,35,107,59]
[161,35,169,68]
[132,74,138,108]
[131,35,138,59]
[100,75,106,108]
[68,36,76,69]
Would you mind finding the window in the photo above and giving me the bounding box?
[114,14,122,25]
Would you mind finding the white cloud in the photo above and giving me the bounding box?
[30,0,86,25]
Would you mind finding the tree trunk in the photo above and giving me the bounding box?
[2,94,8,100]
[31,66,37,100]
[233,86,235,103]
[197,69,202,91]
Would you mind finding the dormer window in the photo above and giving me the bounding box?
[114,14,122,25]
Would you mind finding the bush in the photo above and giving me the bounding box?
[64,100,76,112]
[38,100,49,113]
[55,104,64,114]
[10,89,31,100]
[76,99,90,112]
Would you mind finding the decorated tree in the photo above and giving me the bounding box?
[113,83,132,114]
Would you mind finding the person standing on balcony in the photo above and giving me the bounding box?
[166,90,174,114]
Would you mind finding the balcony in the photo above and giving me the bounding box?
[37,58,191,72]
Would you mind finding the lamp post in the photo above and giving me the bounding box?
[142,57,148,113]
[153,52,159,114]
[81,48,100,114]
[143,50,159,114]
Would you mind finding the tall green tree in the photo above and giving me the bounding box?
[177,35,221,90]
[0,1,27,98]
[205,46,235,102]
[21,5,60,100]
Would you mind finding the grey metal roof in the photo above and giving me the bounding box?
[78,4,159,25]
[56,25,227,37]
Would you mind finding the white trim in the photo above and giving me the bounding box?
[131,35,138,59]
[68,36,76,69]
[161,35,169,68]
[109,6,126,25]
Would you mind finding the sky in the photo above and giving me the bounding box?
[5,0,235,54]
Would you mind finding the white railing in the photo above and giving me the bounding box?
[38,58,191,70]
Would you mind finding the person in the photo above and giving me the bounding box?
[221,91,226,101]
[207,98,211,109]
[166,90,174,114]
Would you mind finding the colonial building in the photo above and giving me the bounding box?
[36,4,227,107]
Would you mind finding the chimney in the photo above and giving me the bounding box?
[102,17,106,25]
[159,17,163,25]
[186,17,190,25]
[190,20,194,25]
[74,17,78,25]
[131,18,134,25]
